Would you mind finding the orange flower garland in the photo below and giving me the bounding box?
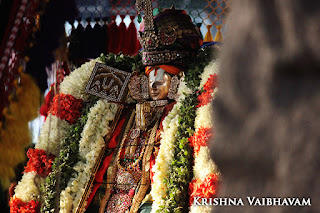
[49,93,83,124]
[204,73,218,93]
[197,73,218,107]
[24,148,55,176]
[189,173,219,206]
[189,127,213,154]
[9,198,40,213]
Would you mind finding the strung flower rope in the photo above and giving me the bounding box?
[68,101,118,213]
[11,58,102,213]
[189,127,213,154]
[150,103,180,212]
[49,93,83,124]
[189,60,220,213]
[157,48,215,213]
[24,148,55,176]
[41,99,98,213]
[9,198,40,213]
[197,73,218,107]
[189,173,218,206]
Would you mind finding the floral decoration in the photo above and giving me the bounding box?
[35,114,71,156]
[41,100,97,213]
[189,127,213,154]
[10,198,40,213]
[13,171,45,203]
[197,73,218,107]
[24,148,55,176]
[49,93,83,124]
[59,58,101,101]
[189,59,220,213]
[189,173,219,206]
[150,103,180,212]
[203,73,218,93]
[154,48,219,213]
[11,49,220,213]
[60,100,118,213]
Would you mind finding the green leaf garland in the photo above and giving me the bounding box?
[157,47,217,212]
[99,53,144,74]
[41,99,98,212]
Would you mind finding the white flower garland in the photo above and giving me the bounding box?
[35,114,71,155]
[13,56,220,213]
[14,114,71,204]
[12,58,108,210]
[190,61,219,213]
[150,104,180,213]
[150,74,192,213]
[194,103,214,132]
[59,100,118,213]
[199,60,219,89]
[13,172,45,202]
[177,76,192,102]
[60,58,101,101]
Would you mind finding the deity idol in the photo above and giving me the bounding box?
[10,2,219,213]
[86,6,203,213]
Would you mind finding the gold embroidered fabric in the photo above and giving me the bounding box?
[100,101,166,213]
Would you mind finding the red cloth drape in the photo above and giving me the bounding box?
[123,16,139,55]
[107,15,119,54]
[118,15,127,54]
[39,84,55,119]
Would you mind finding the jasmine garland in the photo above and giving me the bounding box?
[150,104,180,213]
[69,100,118,213]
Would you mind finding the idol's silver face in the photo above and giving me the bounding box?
[148,68,171,100]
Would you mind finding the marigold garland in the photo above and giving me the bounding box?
[204,73,218,93]
[189,127,213,154]
[197,74,218,107]
[24,148,55,176]
[10,198,40,213]
[189,60,220,213]
[189,173,219,206]
[48,93,83,124]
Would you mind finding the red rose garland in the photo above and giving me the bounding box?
[189,173,219,206]
[189,127,213,154]
[197,74,218,107]
[24,148,55,176]
[49,93,83,124]
[10,198,40,213]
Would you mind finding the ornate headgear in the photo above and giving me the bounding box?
[136,1,202,67]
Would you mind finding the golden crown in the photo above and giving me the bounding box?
[136,0,202,67]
